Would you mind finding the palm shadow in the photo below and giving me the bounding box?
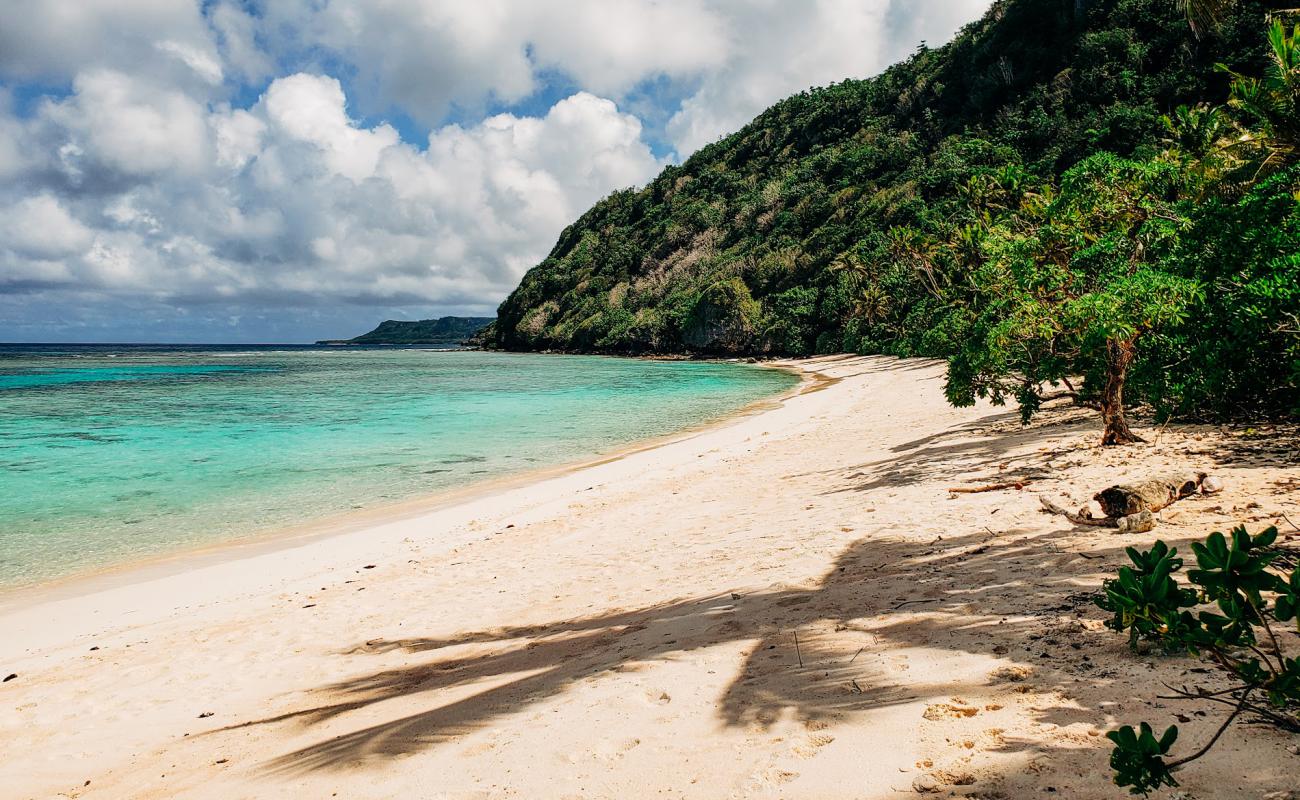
[236,514,1137,776]
[215,394,1252,789]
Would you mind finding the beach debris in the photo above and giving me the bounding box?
[1039,496,1119,527]
[1040,474,1212,531]
[947,480,1031,495]
[1116,510,1156,533]
[911,774,940,793]
[363,564,376,569]
[892,598,940,610]
[198,711,214,718]
[2,673,16,682]
[1201,475,1225,494]
[1094,474,1207,517]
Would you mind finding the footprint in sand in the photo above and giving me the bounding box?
[791,733,835,759]
[643,689,672,706]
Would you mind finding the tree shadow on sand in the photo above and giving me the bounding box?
[215,399,1289,794]
[233,518,1138,778]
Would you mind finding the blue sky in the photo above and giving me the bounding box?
[0,0,989,342]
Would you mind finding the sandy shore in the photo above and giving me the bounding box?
[2,355,1296,799]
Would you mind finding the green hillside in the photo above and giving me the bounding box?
[319,317,494,345]
[488,0,1298,424]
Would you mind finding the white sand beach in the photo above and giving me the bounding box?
[2,355,1296,799]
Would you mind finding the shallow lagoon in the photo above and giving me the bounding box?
[0,346,796,588]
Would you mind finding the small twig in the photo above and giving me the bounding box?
[1280,511,1300,533]
[846,647,865,664]
[892,598,940,609]
[793,629,804,669]
[1075,551,1105,560]
[948,481,1030,494]
[1159,682,1247,701]
[1167,689,1252,769]
[1160,685,1300,732]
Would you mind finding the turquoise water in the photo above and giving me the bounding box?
[0,346,796,589]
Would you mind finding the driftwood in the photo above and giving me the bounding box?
[1039,496,1121,528]
[1093,473,1206,517]
[948,481,1030,494]
[1040,473,1219,533]
[1038,496,1157,533]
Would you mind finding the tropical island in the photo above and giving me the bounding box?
[2,2,1297,799]
[316,316,494,346]
[486,0,1297,447]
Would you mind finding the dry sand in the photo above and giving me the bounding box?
[1,355,1297,799]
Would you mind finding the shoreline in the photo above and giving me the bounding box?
[0,360,820,615]
[3,354,1292,800]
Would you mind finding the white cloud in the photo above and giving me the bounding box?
[0,0,222,92]
[0,0,993,339]
[665,0,991,153]
[154,39,225,85]
[209,1,274,84]
[253,0,988,154]
[251,0,727,124]
[0,73,662,317]
[262,73,401,181]
[44,69,212,179]
[0,194,94,260]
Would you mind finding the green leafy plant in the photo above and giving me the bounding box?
[1097,541,1200,651]
[1106,722,1180,795]
[1100,526,1300,795]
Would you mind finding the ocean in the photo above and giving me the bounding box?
[0,345,797,589]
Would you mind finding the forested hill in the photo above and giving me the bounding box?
[487,0,1280,359]
[318,317,493,345]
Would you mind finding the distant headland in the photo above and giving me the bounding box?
[316,316,494,346]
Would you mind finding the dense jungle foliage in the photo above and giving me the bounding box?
[487,0,1299,431]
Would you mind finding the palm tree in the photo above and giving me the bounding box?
[852,283,890,325]
[1177,0,1234,37]
[828,252,869,288]
[1160,104,1231,158]
[887,226,945,297]
[1222,20,1300,173]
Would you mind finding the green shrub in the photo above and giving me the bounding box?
[1099,526,1299,795]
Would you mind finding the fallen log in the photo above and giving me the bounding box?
[1038,496,1157,532]
[1094,473,1207,517]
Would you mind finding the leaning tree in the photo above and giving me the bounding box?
[944,154,1202,445]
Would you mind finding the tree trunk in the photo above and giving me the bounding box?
[1099,336,1145,446]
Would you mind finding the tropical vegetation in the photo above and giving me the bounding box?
[1098,527,1299,794]
[487,0,1299,442]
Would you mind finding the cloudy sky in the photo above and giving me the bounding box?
[0,0,989,343]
